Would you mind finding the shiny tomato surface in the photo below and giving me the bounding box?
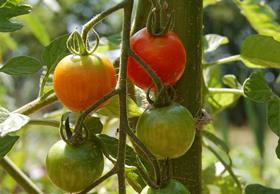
[128,28,186,90]
[53,54,116,112]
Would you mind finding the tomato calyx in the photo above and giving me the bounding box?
[66,29,99,56]
[146,1,174,36]
[147,85,176,108]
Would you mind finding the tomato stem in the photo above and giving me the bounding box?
[208,88,244,95]
[204,55,241,69]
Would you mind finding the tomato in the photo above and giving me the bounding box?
[141,179,190,194]
[128,28,186,90]
[46,140,104,193]
[53,54,117,112]
[136,103,195,159]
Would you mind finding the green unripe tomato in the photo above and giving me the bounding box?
[136,103,196,159]
[46,140,104,193]
[141,179,190,194]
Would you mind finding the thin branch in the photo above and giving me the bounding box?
[81,1,126,44]
[78,167,117,194]
[128,49,163,90]
[204,55,241,69]
[204,144,242,192]
[208,88,244,95]
[0,157,43,194]
[27,119,60,128]
[126,127,161,186]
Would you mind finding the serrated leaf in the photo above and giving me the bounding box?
[223,74,241,89]
[0,135,19,158]
[97,96,143,118]
[234,0,280,42]
[241,35,280,68]
[245,184,280,194]
[243,72,273,102]
[0,4,31,18]
[267,96,280,136]
[42,34,69,71]
[0,108,29,137]
[202,130,229,153]
[204,34,229,53]
[0,56,42,75]
[97,134,137,166]
[21,14,50,46]
[0,17,22,32]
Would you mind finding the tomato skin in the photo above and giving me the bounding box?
[46,140,104,193]
[141,179,190,194]
[136,103,195,159]
[53,54,117,112]
[128,28,186,90]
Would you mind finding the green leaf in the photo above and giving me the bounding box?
[204,0,220,8]
[241,35,280,68]
[0,56,42,75]
[204,34,229,53]
[42,34,69,71]
[0,4,31,18]
[267,96,280,136]
[243,72,273,102]
[0,33,17,50]
[245,184,280,194]
[126,168,146,193]
[234,0,280,42]
[223,74,241,89]
[0,135,19,158]
[208,93,241,114]
[97,96,143,118]
[202,130,229,153]
[97,134,137,166]
[0,17,22,32]
[0,107,29,137]
[84,116,103,135]
[21,14,50,46]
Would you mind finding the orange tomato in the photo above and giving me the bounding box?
[53,54,116,112]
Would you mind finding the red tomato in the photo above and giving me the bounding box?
[128,28,186,90]
[53,54,116,112]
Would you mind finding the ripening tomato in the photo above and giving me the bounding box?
[46,140,104,193]
[136,103,195,159]
[141,179,190,194]
[53,54,116,112]
[128,28,186,90]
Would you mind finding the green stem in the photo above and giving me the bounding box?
[131,0,151,34]
[208,88,244,95]
[204,55,241,69]
[14,94,57,115]
[81,1,126,44]
[149,0,161,32]
[27,119,60,128]
[116,1,133,193]
[204,144,242,192]
[0,157,43,194]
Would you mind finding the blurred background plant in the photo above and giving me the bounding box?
[0,0,279,193]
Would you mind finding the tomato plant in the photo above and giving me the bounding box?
[53,54,117,112]
[136,103,195,159]
[45,140,104,193]
[141,179,190,194]
[127,28,186,90]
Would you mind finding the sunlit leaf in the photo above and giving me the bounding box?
[241,35,280,68]
[234,0,280,42]
[0,107,29,137]
[267,96,280,136]
[204,0,220,8]
[245,184,280,194]
[204,34,229,53]
[0,135,19,158]
[0,56,42,75]
[243,72,273,102]
[223,74,241,89]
